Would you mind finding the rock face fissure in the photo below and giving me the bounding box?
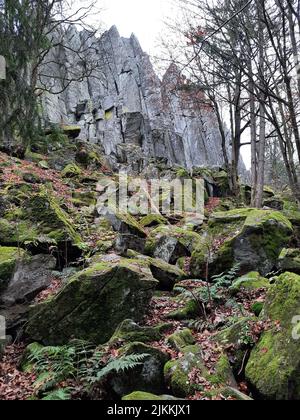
[41,26,237,172]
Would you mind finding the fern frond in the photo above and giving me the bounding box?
[93,353,150,383]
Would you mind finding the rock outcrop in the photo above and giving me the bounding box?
[41,26,236,172]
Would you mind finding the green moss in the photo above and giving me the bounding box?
[166,299,199,320]
[209,208,254,225]
[61,164,82,178]
[209,354,235,387]
[116,213,147,238]
[0,246,26,292]
[25,189,82,245]
[146,225,202,256]
[229,272,270,295]
[164,345,208,397]
[167,329,195,351]
[246,272,300,399]
[25,147,45,163]
[251,302,264,317]
[0,218,39,245]
[140,214,167,228]
[72,191,97,207]
[109,319,168,345]
[61,125,81,138]
[26,259,158,345]
[122,392,170,401]
[198,209,293,277]
[213,317,257,373]
[277,248,300,273]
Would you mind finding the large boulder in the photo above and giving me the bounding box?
[246,272,300,399]
[24,190,82,246]
[145,226,202,264]
[213,317,257,374]
[109,319,171,345]
[96,252,185,291]
[26,257,158,345]
[277,249,300,274]
[101,210,147,255]
[1,254,56,307]
[164,345,236,397]
[0,247,27,294]
[191,209,293,277]
[229,272,271,295]
[106,342,170,397]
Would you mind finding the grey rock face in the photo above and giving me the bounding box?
[41,26,237,172]
[1,254,56,307]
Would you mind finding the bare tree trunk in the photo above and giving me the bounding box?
[249,60,258,206]
[255,0,266,208]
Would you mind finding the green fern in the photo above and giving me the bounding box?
[87,353,150,384]
[42,388,72,400]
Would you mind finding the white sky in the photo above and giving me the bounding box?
[100,0,172,55]
[88,0,251,169]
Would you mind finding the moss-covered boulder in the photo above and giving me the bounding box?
[106,342,170,397]
[164,345,208,397]
[0,219,39,246]
[277,249,300,274]
[24,189,82,246]
[263,197,284,211]
[72,191,97,207]
[1,254,56,307]
[26,258,158,345]
[102,211,146,238]
[246,272,300,400]
[192,209,293,277]
[229,272,270,295]
[0,247,27,294]
[167,329,195,351]
[122,392,181,400]
[165,299,199,321]
[145,226,202,264]
[61,163,82,178]
[213,317,257,374]
[140,214,168,228]
[148,258,186,291]
[109,319,171,345]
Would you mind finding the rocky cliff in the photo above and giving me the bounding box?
[41,26,232,172]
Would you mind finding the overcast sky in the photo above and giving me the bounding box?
[100,0,172,55]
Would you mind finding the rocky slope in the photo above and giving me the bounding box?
[0,136,299,400]
[41,26,238,173]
